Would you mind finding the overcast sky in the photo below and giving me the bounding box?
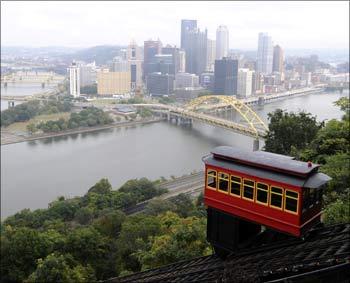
[1,1,349,49]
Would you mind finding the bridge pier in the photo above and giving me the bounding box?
[253,139,260,151]
[8,101,15,108]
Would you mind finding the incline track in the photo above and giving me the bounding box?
[104,223,349,283]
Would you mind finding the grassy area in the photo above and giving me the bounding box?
[91,99,119,105]
[6,112,70,133]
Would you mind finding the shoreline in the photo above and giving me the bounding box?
[1,117,165,146]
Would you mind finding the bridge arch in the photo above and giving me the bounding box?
[185,95,268,137]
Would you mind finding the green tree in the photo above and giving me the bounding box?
[323,199,350,225]
[116,214,161,272]
[137,212,210,270]
[26,123,37,134]
[144,199,177,216]
[92,210,126,237]
[88,178,112,194]
[26,253,96,283]
[264,109,323,155]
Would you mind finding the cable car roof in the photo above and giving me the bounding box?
[203,147,331,188]
[210,146,320,178]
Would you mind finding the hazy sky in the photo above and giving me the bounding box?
[1,1,349,49]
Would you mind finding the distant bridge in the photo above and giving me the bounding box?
[135,95,269,142]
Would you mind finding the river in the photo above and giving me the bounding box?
[1,90,348,219]
[1,83,55,111]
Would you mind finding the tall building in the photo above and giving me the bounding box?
[162,45,182,74]
[147,54,174,75]
[273,45,284,74]
[146,72,174,96]
[184,27,208,75]
[111,57,129,72]
[207,39,216,72]
[127,40,143,92]
[79,61,97,87]
[68,62,80,97]
[143,39,162,80]
[97,71,131,96]
[257,32,273,74]
[216,25,229,60]
[178,50,186,73]
[237,68,254,98]
[175,72,199,88]
[214,57,239,95]
[181,19,197,48]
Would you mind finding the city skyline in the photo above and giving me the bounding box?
[1,1,349,49]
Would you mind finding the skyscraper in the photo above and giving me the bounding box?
[184,27,208,75]
[207,39,216,72]
[178,50,186,73]
[162,45,182,74]
[68,62,80,97]
[216,25,229,60]
[181,19,197,48]
[237,68,254,98]
[214,57,239,95]
[143,39,162,80]
[257,32,273,74]
[127,40,143,92]
[273,45,284,74]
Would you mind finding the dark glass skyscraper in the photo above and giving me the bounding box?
[214,58,239,95]
[184,28,208,75]
[143,40,162,80]
[181,19,197,48]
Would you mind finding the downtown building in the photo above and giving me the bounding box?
[237,68,254,98]
[143,39,162,81]
[97,70,131,96]
[181,19,197,48]
[273,44,284,74]
[183,27,208,75]
[257,32,273,74]
[146,72,174,96]
[127,40,143,92]
[216,25,229,60]
[175,72,199,88]
[68,62,80,97]
[207,39,216,72]
[214,57,239,95]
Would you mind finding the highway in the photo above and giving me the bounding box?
[123,171,205,215]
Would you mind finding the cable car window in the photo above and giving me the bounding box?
[256,182,269,205]
[302,188,309,212]
[243,179,255,201]
[270,186,283,209]
[309,188,315,207]
[285,190,299,214]
[207,170,217,190]
[230,176,241,197]
[218,172,229,193]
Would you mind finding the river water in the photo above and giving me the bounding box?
[1,91,348,218]
[1,83,55,111]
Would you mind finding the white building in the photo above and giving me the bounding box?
[207,39,216,72]
[175,72,199,88]
[216,25,229,60]
[68,62,80,97]
[257,32,273,74]
[237,68,254,98]
[178,50,186,73]
[111,56,129,72]
[79,61,97,87]
[127,40,143,92]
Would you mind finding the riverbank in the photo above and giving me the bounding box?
[1,117,165,146]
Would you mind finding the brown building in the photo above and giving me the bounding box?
[97,71,131,96]
[273,45,284,74]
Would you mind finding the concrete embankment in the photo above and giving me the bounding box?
[1,118,165,146]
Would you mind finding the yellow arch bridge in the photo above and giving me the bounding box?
[135,95,268,141]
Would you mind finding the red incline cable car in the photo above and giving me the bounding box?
[202,146,331,254]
